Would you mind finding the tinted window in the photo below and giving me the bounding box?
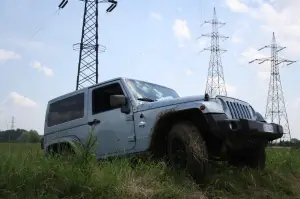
[92,83,124,114]
[47,93,84,127]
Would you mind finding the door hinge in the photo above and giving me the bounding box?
[126,115,134,121]
[128,135,136,142]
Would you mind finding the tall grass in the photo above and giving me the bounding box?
[0,143,299,199]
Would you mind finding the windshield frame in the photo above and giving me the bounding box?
[124,78,180,102]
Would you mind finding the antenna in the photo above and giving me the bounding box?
[249,32,296,142]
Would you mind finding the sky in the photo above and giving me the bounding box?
[0,0,299,138]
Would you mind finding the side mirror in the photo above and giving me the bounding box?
[110,94,126,108]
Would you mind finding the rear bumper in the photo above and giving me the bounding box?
[205,113,283,149]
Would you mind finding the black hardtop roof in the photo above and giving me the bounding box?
[48,77,124,104]
[48,77,173,104]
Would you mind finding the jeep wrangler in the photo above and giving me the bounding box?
[42,77,283,182]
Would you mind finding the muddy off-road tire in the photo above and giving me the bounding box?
[228,145,266,170]
[167,121,208,183]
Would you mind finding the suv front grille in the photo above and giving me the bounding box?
[225,101,253,120]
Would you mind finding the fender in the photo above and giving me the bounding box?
[135,97,225,115]
[132,100,225,152]
[146,100,223,157]
[148,101,220,137]
[154,100,225,115]
[45,135,82,154]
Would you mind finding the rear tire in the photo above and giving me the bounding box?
[47,143,75,161]
[167,121,208,183]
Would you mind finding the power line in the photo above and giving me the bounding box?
[29,9,61,39]
[198,7,229,97]
[0,8,61,67]
[249,32,296,142]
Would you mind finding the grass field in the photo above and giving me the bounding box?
[0,143,299,199]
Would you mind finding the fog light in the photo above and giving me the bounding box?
[228,123,232,130]
[200,105,206,110]
[229,121,238,131]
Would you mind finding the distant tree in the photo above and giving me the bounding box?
[0,129,40,143]
[18,132,29,142]
[291,138,300,143]
[18,130,40,143]
[0,129,25,141]
[27,130,40,143]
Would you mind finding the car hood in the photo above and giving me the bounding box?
[135,95,205,112]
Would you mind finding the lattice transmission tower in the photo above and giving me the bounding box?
[58,0,118,90]
[10,116,15,130]
[249,32,296,142]
[198,7,229,97]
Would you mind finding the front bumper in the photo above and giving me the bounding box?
[205,113,284,148]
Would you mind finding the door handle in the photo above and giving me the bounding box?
[138,121,146,128]
[88,119,101,126]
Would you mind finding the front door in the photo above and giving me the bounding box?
[88,80,136,157]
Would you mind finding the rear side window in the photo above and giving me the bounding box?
[47,93,84,127]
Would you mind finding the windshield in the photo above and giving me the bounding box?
[125,79,180,101]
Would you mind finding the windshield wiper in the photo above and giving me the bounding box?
[137,97,156,102]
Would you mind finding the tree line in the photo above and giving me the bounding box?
[0,129,41,143]
[269,138,300,148]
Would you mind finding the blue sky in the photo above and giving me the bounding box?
[0,0,299,138]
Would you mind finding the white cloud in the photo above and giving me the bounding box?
[185,68,194,76]
[0,92,41,132]
[240,47,268,67]
[0,49,21,61]
[226,0,250,13]
[172,19,191,47]
[240,47,271,88]
[192,39,207,53]
[226,84,237,96]
[227,0,300,56]
[30,60,54,77]
[241,47,264,60]
[231,31,243,43]
[197,39,207,47]
[8,92,37,108]
[257,71,269,82]
[257,4,300,56]
[150,12,162,20]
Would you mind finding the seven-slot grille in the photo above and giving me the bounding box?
[225,101,253,120]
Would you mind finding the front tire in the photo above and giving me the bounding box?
[228,145,266,169]
[167,121,208,183]
[245,145,266,169]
